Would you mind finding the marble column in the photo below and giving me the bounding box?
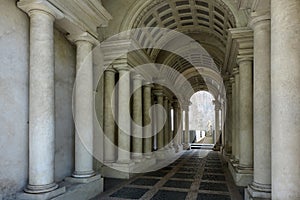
[71,33,98,179]
[163,96,169,148]
[271,1,300,199]
[184,105,190,147]
[214,102,220,144]
[22,7,62,194]
[225,85,232,155]
[132,74,143,161]
[237,58,253,170]
[173,99,179,150]
[246,12,271,199]
[116,65,131,163]
[103,67,116,163]
[154,88,164,150]
[168,102,173,148]
[143,83,153,158]
[233,69,240,161]
[230,78,236,158]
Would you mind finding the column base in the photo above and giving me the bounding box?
[132,153,143,162]
[245,182,271,200]
[102,158,156,179]
[54,175,103,200]
[72,170,96,179]
[17,186,66,200]
[183,143,191,150]
[65,174,101,184]
[229,161,253,186]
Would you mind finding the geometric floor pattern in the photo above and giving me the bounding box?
[93,150,243,200]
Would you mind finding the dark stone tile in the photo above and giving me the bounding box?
[130,178,160,186]
[199,182,229,192]
[178,167,198,173]
[145,171,168,177]
[163,180,193,189]
[197,193,231,200]
[151,190,187,200]
[172,173,196,179]
[202,174,226,181]
[110,187,149,199]
[104,178,127,191]
[161,166,174,171]
[204,168,224,174]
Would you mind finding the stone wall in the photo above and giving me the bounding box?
[0,0,76,198]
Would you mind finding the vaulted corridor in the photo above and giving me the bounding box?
[1,0,300,200]
[94,150,242,200]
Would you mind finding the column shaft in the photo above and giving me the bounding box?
[73,39,95,178]
[250,14,271,195]
[163,97,169,148]
[143,84,153,157]
[26,9,57,193]
[214,106,220,144]
[103,69,116,162]
[271,0,300,199]
[156,94,164,149]
[184,109,190,144]
[231,79,236,159]
[132,75,143,160]
[117,69,131,163]
[238,59,253,169]
[234,72,240,160]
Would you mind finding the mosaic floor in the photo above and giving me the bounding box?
[93,150,243,200]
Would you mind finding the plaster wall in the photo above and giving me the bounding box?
[0,1,76,198]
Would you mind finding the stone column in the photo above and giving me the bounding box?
[214,102,220,144]
[225,84,232,155]
[115,65,131,163]
[233,68,240,161]
[271,1,300,199]
[18,4,64,195]
[70,33,99,179]
[183,104,190,149]
[143,83,153,158]
[229,78,236,158]
[154,88,164,150]
[237,58,253,170]
[103,67,116,163]
[173,99,179,150]
[132,74,143,161]
[163,96,169,148]
[168,101,173,148]
[246,12,271,199]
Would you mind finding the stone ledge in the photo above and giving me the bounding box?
[54,176,103,200]
[229,161,253,186]
[245,184,271,200]
[17,186,66,200]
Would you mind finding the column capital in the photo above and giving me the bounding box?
[132,73,144,81]
[143,82,154,88]
[67,32,99,46]
[17,0,64,19]
[104,66,116,73]
[153,89,164,97]
[230,77,235,84]
[237,57,253,66]
[232,67,239,75]
[249,11,271,29]
[113,59,130,72]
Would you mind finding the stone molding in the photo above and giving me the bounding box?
[17,0,64,19]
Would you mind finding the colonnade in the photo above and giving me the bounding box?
[102,63,187,175]
[224,1,300,199]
